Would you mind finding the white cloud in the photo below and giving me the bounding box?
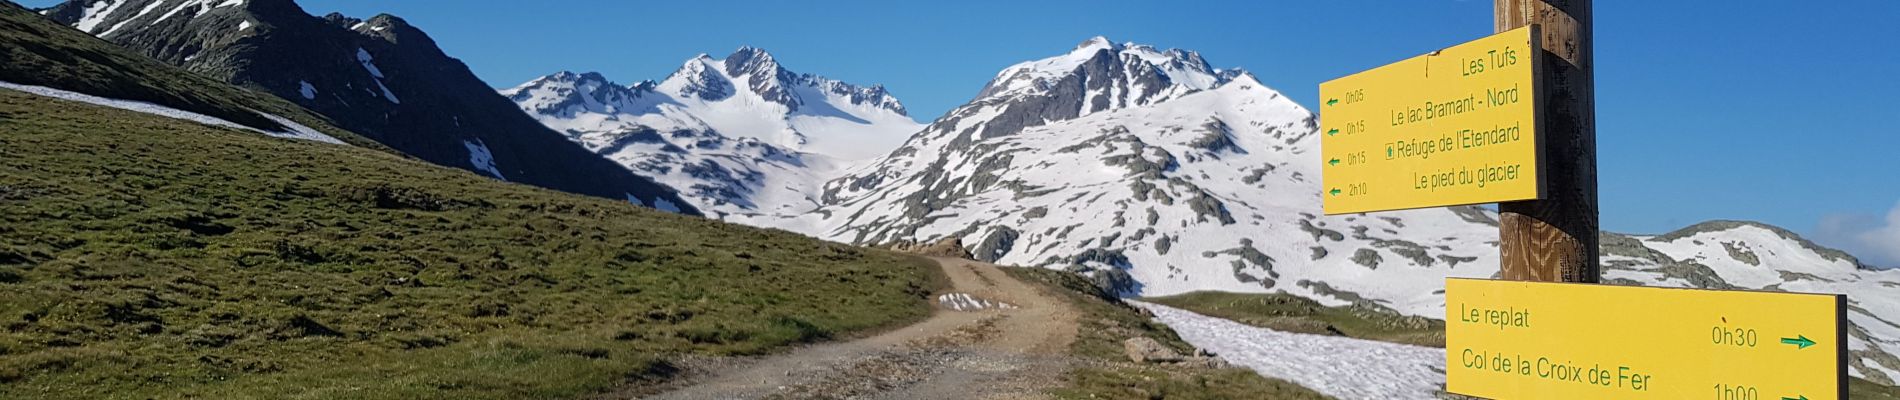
[1815,201,1900,269]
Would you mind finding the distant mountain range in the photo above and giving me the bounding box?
[505,36,1900,383]
[500,48,920,218]
[30,0,1900,385]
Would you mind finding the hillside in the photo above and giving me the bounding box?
[0,0,376,149]
[0,3,943,396]
[0,87,940,399]
[41,0,697,212]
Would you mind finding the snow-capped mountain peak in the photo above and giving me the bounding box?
[745,36,1900,383]
[505,47,924,218]
[1072,35,1121,52]
[977,36,1226,105]
[652,47,906,118]
[661,53,732,101]
[722,46,801,110]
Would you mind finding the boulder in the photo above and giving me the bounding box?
[1123,337,1184,363]
[885,237,972,259]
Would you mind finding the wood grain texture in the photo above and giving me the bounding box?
[1496,0,1600,283]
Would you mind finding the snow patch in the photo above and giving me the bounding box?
[73,0,127,34]
[237,20,251,30]
[152,0,243,26]
[936,293,1017,311]
[96,0,164,37]
[1135,301,1445,400]
[258,114,347,144]
[355,48,385,78]
[0,80,346,145]
[373,80,400,104]
[461,139,505,180]
[653,198,683,214]
[298,80,317,100]
[353,49,399,104]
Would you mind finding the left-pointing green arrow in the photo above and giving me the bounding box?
[1326,98,1339,106]
[1328,188,1342,196]
[1327,128,1339,136]
[1780,335,1816,349]
[1328,158,1341,166]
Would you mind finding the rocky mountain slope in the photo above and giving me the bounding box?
[502,48,921,218]
[3,0,376,148]
[43,0,696,213]
[741,36,1900,383]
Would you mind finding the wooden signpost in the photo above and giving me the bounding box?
[1317,0,1850,398]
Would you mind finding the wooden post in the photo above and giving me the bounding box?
[1495,0,1599,283]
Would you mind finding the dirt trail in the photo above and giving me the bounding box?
[634,257,1080,400]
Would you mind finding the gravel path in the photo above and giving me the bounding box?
[634,258,1080,400]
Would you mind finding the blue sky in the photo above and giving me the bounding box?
[22,0,1900,265]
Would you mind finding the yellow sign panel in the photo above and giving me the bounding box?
[1446,279,1846,400]
[1320,26,1543,215]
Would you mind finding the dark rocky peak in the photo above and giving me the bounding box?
[723,46,802,110]
[38,0,85,23]
[519,70,649,113]
[723,46,782,77]
[629,79,658,93]
[321,11,359,28]
[232,0,309,21]
[668,53,734,101]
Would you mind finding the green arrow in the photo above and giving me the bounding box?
[1781,395,1808,400]
[1328,188,1342,196]
[1326,98,1339,106]
[1780,335,1815,349]
[1327,128,1339,136]
[1328,158,1341,166]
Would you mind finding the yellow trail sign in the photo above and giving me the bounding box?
[1320,26,1543,215]
[1446,279,1846,400]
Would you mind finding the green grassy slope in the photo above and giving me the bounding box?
[1856,377,1900,400]
[1143,291,1445,347]
[1005,268,1333,400]
[0,90,940,399]
[0,1,379,149]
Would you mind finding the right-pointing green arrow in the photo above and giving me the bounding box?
[1781,395,1808,400]
[1780,335,1815,349]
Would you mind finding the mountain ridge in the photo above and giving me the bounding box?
[503,47,922,218]
[45,0,699,213]
[721,36,1900,384]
